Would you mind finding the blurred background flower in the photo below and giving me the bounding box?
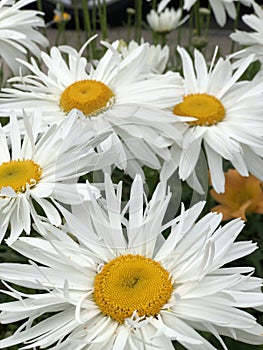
[46,8,71,27]
[146,7,189,34]
[210,169,263,221]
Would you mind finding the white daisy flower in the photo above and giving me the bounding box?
[0,110,114,245]
[186,0,254,27]
[0,0,48,74]
[146,7,189,34]
[0,175,263,349]
[119,39,170,73]
[230,1,263,65]
[0,38,186,178]
[163,46,263,193]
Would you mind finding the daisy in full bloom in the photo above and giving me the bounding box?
[163,46,263,193]
[210,169,263,221]
[146,7,189,34]
[0,38,186,178]
[230,1,263,65]
[0,0,48,74]
[0,110,115,245]
[0,175,263,349]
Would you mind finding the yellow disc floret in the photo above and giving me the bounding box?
[60,80,114,116]
[0,159,42,193]
[173,93,225,126]
[94,254,173,324]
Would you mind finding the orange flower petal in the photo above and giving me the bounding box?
[210,169,263,221]
[211,205,234,221]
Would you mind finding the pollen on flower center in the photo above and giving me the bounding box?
[93,254,173,324]
[59,80,115,116]
[173,93,225,126]
[0,159,42,193]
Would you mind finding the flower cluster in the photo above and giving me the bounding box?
[0,0,263,349]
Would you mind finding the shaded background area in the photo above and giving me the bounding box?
[26,0,259,29]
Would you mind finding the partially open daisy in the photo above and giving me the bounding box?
[0,176,263,349]
[0,0,48,74]
[146,7,189,34]
[230,1,263,65]
[0,38,185,178]
[210,169,263,221]
[0,110,114,244]
[119,39,170,73]
[164,46,263,193]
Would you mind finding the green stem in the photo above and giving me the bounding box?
[233,0,241,31]
[54,3,66,46]
[188,7,193,48]
[194,0,201,36]
[135,0,142,42]
[151,0,157,10]
[72,0,82,49]
[127,12,132,42]
[204,2,211,38]
[91,0,97,58]
[97,0,108,41]
[159,33,167,47]
[81,0,92,41]
[92,0,97,34]
[102,0,108,39]
[81,0,95,60]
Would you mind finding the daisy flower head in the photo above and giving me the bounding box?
[166,46,263,194]
[210,169,263,221]
[0,109,115,245]
[119,39,170,73]
[0,175,263,349]
[0,37,186,179]
[230,1,263,65]
[146,7,189,34]
[183,0,253,27]
[0,0,48,74]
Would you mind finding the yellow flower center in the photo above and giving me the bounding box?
[53,12,71,23]
[94,254,173,324]
[59,80,115,116]
[0,159,42,193]
[173,93,225,126]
